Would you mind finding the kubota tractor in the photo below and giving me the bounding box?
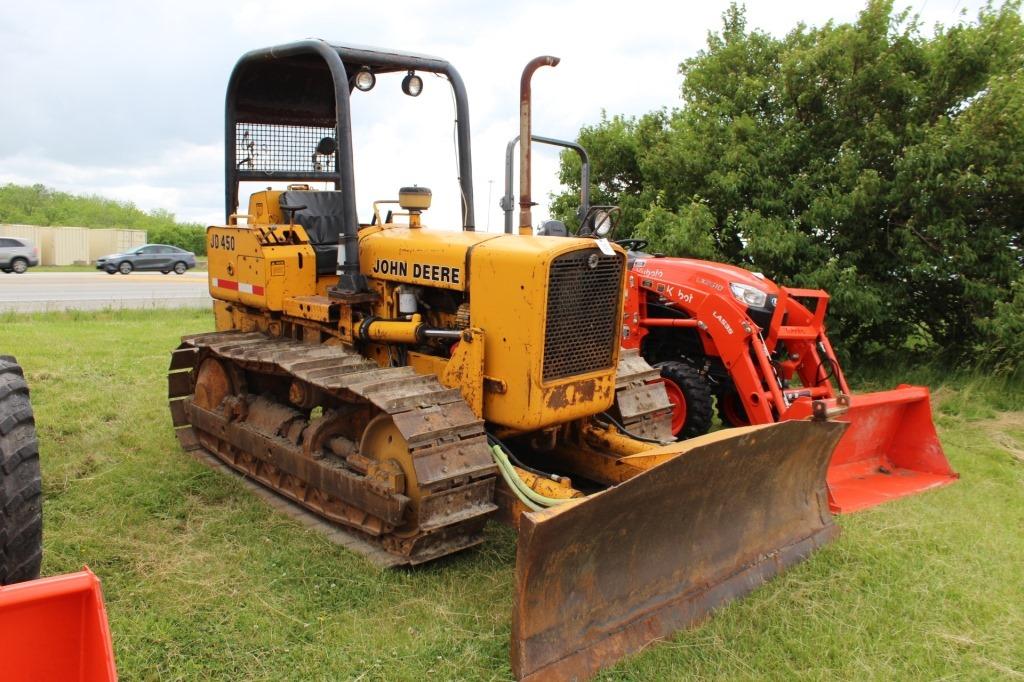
[498,133,955,516]
[619,247,958,513]
[167,43,850,681]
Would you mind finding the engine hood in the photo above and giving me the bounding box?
[632,255,782,297]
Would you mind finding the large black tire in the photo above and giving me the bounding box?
[716,389,751,428]
[0,356,42,585]
[657,361,713,439]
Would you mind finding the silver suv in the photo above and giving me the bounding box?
[0,237,40,274]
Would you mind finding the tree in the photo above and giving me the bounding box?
[0,183,207,255]
[553,1,1023,368]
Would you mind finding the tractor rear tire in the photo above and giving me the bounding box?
[657,361,713,439]
[0,356,42,585]
[717,390,751,428]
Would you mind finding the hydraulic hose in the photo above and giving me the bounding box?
[493,446,548,509]
[597,412,669,445]
[491,450,543,512]
[486,433,562,482]
[489,445,572,509]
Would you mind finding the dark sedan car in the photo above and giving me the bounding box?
[96,244,197,275]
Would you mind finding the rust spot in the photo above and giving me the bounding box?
[544,379,597,409]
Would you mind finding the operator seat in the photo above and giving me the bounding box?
[279,191,345,275]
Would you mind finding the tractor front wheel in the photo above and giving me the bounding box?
[657,361,712,439]
[0,356,42,585]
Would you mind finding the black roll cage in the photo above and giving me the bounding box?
[224,40,475,291]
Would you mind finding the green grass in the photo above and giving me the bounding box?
[32,264,98,272]
[1,309,1022,680]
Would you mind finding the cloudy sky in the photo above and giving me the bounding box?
[0,0,983,232]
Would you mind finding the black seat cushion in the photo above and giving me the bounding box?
[280,191,346,274]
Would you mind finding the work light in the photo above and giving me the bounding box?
[354,67,376,92]
[402,71,423,97]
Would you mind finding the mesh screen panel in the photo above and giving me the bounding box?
[543,248,624,382]
[235,122,337,174]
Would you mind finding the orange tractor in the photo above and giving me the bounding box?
[502,137,956,515]
[619,248,958,513]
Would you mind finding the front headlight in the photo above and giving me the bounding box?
[729,282,768,308]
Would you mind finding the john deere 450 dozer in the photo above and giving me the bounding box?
[167,42,847,681]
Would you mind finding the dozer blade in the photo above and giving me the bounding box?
[510,420,845,682]
[787,386,957,513]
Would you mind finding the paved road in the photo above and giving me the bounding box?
[0,271,211,312]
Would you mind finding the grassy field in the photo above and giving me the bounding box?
[1,308,1022,680]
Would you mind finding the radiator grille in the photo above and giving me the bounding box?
[543,248,624,382]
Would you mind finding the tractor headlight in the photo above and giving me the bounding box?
[401,71,423,97]
[729,282,768,308]
[354,67,376,92]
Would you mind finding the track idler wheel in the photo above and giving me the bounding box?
[359,414,421,532]
[193,357,235,412]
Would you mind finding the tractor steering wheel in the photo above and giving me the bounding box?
[616,238,649,252]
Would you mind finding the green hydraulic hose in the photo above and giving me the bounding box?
[489,445,572,509]
[490,447,543,512]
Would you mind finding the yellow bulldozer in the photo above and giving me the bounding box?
[167,41,847,681]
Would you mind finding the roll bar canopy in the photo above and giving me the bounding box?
[224,40,476,291]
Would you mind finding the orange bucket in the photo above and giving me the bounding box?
[788,385,958,513]
[0,568,117,681]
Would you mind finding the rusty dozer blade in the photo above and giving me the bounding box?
[786,385,958,513]
[510,420,846,682]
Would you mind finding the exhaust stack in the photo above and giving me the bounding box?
[518,56,559,236]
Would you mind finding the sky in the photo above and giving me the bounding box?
[0,0,987,233]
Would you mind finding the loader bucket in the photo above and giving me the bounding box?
[787,385,957,513]
[511,420,845,682]
[0,568,117,681]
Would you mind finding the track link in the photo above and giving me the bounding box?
[168,332,497,565]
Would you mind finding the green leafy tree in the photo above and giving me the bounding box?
[0,183,207,255]
[553,1,1023,368]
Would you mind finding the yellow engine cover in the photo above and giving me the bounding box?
[360,227,627,431]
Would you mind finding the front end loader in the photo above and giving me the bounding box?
[167,41,847,680]
[622,252,958,513]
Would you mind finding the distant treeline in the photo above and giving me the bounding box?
[0,183,207,255]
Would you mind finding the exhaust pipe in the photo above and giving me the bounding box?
[518,56,559,236]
